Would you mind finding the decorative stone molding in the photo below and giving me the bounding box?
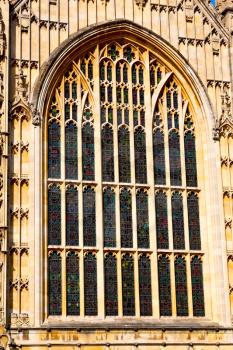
[30,104,41,126]
[213,91,233,140]
[135,0,148,9]
[11,59,38,69]
[10,313,30,327]
[0,9,6,59]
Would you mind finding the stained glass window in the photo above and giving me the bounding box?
[48,251,62,315]
[103,187,116,247]
[66,252,79,315]
[175,256,188,316]
[153,129,166,185]
[136,190,149,248]
[84,253,97,316]
[169,131,182,186]
[118,127,131,183]
[104,253,118,316]
[134,128,147,184]
[65,123,78,179]
[120,189,133,248]
[172,192,185,250]
[48,185,61,245]
[158,255,172,316]
[155,191,169,249]
[188,193,201,250]
[83,187,96,246]
[139,255,152,316]
[66,186,79,246]
[122,254,135,316]
[48,121,61,178]
[82,123,95,180]
[191,256,205,316]
[185,131,197,187]
[102,124,114,182]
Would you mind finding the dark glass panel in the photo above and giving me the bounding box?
[124,88,129,104]
[150,68,155,86]
[133,88,137,105]
[140,90,144,105]
[72,82,77,100]
[107,63,112,81]
[48,185,61,245]
[84,253,97,315]
[123,65,128,83]
[120,189,133,248]
[88,62,93,80]
[174,112,179,129]
[72,104,77,121]
[66,252,80,315]
[173,91,178,109]
[167,91,171,109]
[100,86,105,102]
[191,256,205,316]
[48,121,61,178]
[136,190,149,248]
[108,45,119,61]
[116,64,121,83]
[108,86,113,103]
[104,253,118,316]
[175,256,188,316]
[140,110,145,127]
[65,82,70,99]
[83,187,96,246]
[125,109,129,125]
[133,110,138,127]
[185,132,197,187]
[134,128,147,184]
[65,123,78,179]
[82,123,95,180]
[103,188,116,247]
[48,251,62,315]
[132,66,137,84]
[158,255,172,316]
[108,107,113,124]
[117,87,121,103]
[66,187,79,246]
[117,109,122,126]
[65,104,70,120]
[155,191,169,249]
[167,112,172,130]
[118,127,131,183]
[188,193,201,250]
[102,125,114,182]
[122,254,135,316]
[169,131,182,186]
[81,61,86,75]
[172,192,185,250]
[139,255,152,316]
[101,107,106,124]
[153,129,166,185]
[157,68,162,83]
[124,47,134,62]
[139,67,144,84]
[100,62,105,81]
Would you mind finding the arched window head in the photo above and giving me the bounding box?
[46,41,204,320]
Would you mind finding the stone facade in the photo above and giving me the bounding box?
[0,0,233,348]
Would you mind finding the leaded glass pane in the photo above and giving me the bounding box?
[84,253,97,315]
[48,121,61,178]
[118,127,131,183]
[175,256,188,316]
[122,254,135,316]
[66,252,80,315]
[82,123,95,180]
[136,190,149,248]
[66,187,79,246]
[103,188,116,247]
[158,255,172,316]
[48,185,61,245]
[153,129,166,185]
[188,193,201,250]
[102,125,114,182]
[134,128,147,184]
[169,131,182,186]
[185,132,197,187]
[155,191,169,249]
[120,189,133,248]
[172,192,185,250]
[191,256,205,316]
[65,123,78,179]
[139,255,152,316]
[104,253,118,316]
[83,187,96,246]
[48,252,62,315]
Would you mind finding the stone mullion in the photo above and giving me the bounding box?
[163,89,171,189]
[183,190,190,251]
[117,251,123,316]
[134,251,140,317]
[115,186,120,250]
[128,64,135,185]
[62,249,66,316]
[144,50,159,318]
[112,60,118,184]
[94,46,104,318]
[132,187,138,315]
[79,248,84,317]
